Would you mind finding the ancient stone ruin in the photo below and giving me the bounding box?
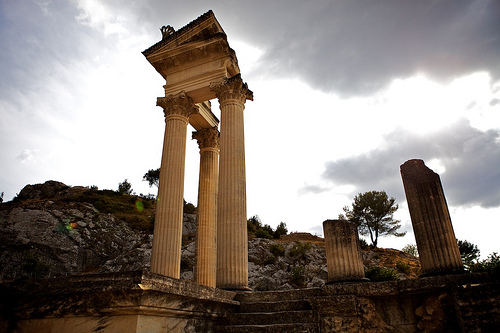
[323,220,365,283]
[142,10,252,291]
[1,11,499,333]
[400,159,464,276]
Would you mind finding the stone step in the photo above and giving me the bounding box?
[235,288,322,303]
[240,300,312,313]
[228,310,315,326]
[216,322,319,333]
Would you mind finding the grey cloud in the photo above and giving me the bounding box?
[490,99,500,106]
[16,149,38,164]
[318,120,500,208]
[226,0,500,96]
[298,185,330,195]
[65,1,500,97]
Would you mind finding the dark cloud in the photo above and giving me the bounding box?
[0,1,110,107]
[69,1,500,97]
[222,0,500,96]
[317,119,500,208]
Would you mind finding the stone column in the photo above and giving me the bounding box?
[192,127,220,287]
[211,74,253,290]
[323,220,366,283]
[150,92,198,278]
[400,159,463,276]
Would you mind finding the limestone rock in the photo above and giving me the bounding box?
[0,181,421,290]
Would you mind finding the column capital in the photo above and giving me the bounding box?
[193,127,220,151]
[157,91,199,120]
[210,74,253,105]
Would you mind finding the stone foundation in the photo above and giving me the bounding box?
[1,271,499,332]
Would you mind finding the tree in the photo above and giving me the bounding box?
[402,244,419,257]
[457,239,480,269]
[118,179,133,195]
[274,222,288,239]
[341,190,406,247]
[143,168,160,188]
[247,216,288,239]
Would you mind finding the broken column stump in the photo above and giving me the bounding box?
[400,159,463,276]
[323,219,366,283]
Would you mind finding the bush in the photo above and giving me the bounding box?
[263,256,276,265]
[118,179,133,195]
[255,229,273,239]
[396,261,411,273]
[457,239,480,269]
[270,243,285,257]
[289,242,312,258]
[274,222,288,239]
[402,244,419,257]
[359,238,369,249]
[365,266,398,282]
[183,199,197,214]
[291,265,306,286]
[247,216,288,239]
[470,252,500,280]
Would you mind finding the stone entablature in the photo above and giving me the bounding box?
[143,10,240,104]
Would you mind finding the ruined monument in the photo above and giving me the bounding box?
[400,159,464,276]
[323,220,366,283]
[1,11,499,333]
[142,11,252,289]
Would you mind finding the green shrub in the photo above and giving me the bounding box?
[291,265,306,286]
[263,256,276,265]
[270,243,285,257]
[289,242,312,258]
[273,222,288,239]
[255,229,273,239]
[365,266,398,282]
[359,238,369,249]
[396,261,411,273]
[470,252,500,280]
[402,244,419,257]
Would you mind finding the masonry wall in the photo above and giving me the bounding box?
[1,271,499,333]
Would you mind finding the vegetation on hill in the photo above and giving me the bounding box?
[247,215,288,240]
[3,181,499,286]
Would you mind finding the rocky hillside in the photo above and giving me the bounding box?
[0,181,420,289]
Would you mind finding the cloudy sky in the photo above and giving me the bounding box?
[1,0,499,257]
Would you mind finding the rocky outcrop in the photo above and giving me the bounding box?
[1,181,420,290]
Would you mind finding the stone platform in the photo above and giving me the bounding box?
[1,271,499,332]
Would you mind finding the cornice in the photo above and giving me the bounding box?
[142,10,218,57]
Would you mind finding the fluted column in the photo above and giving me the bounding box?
[211,74,253,290]
[150,92,198,278]
[323,220,366,283]
[192,127,220,287]
[400,159,463,276]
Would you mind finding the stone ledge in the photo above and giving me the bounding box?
[322,272,490,296]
